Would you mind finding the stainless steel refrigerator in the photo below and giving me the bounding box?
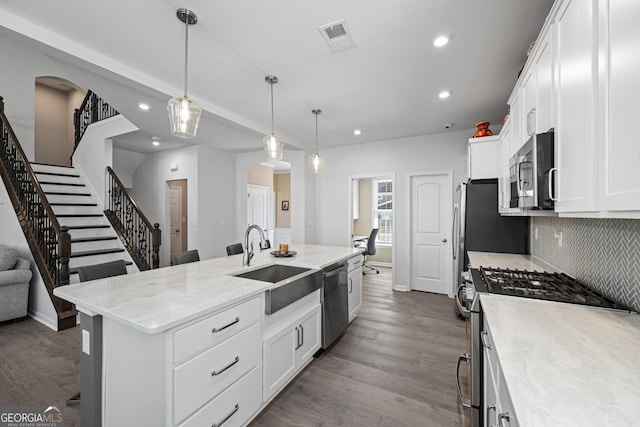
[453,178,529,291]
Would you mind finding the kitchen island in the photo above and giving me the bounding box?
[54,244,363,427]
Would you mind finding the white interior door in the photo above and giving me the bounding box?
[170,186,182,253]
[411,173,452,295]
[247,185,269,249]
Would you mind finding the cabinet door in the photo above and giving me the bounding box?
[599,0,640,211]
[348,267,363,321]
[509,90,525,155]
[555,0,597,212]
[294,304,322,364]
[534,27,554,134]
[263,322,296,400]
[497,124,511,213]
[468,136,499,179]
[521,68,536,139]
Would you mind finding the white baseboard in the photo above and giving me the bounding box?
[28,309,58,331]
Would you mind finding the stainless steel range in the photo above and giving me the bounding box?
[457,266,632,427]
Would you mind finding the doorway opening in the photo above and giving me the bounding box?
[350,175,394,275]
[34,76,84,166]
[168,179,188,254]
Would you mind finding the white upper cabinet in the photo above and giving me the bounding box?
[534,28,555,134]
[598,0,640,212]
[509,88,525,155]
[468,135,499,180]
[554,0,598,213]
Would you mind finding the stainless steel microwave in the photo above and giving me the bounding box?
[509,131,555,209]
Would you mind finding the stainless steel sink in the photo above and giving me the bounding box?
[232,264,322,314]
[232,264,311,283]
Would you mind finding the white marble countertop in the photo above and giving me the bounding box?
[54,244,362,334]
[481,293,640,427]
[467,251,558,272]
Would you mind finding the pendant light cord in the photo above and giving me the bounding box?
[183,16,189,97]
[270,82,275,133]
[315,113,319,152]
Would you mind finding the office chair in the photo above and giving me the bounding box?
[67,259,128,405]
[355,228,379,275]
[170,249,200,265]
[226,243,244,256]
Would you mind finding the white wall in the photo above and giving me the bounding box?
[129,145,237,264]
[197,145,237,259]
[112,147,145,188]
[312,128,471,290]
[0,33,82,160]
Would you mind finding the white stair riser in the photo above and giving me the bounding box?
[45,194,95,204]
[30,164,77,175]
[72,240,120,253]
[34,174,84,185]
[51,205,102,215]
[40,184,89,194]
[57,217,110,227]
[69,252,125,269]
[67,228,116,239]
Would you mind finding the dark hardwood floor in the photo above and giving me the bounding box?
[250,268,470,427]
[0,267,470,427]
[0,316,81,426]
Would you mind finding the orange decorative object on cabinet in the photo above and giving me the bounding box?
[473,121,492,138]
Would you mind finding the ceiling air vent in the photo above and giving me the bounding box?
[319,19,355,52]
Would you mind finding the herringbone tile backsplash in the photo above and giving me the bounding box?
[531,217,640,312]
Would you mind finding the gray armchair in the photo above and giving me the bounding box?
[0,247,32,322]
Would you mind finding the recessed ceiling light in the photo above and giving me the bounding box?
[438,90,452,99]
[353,129,361,136]
[138,103,151,111]
[152,141,160,146]
[433,35,450,48]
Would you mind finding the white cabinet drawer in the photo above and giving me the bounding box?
[174,322,261,425]
[347,255,362,272]
[179,366,262,427]
[174,296,260,363]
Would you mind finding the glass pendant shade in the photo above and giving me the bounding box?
[308,152,323,174]
[263,133,283,160]
[168,96,201,138]
[168,8,200,139]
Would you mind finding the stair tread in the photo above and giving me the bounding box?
[51,202,98,206]
[39,181,86,187]
[34,171,80,178]
[57,214,103,217]
[70,248,125,258]
[66,225,111,230]
[30,162,75,169]
[43,191,92,196]
[71,236,118,243]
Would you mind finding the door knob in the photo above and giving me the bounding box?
[442,238,447,242]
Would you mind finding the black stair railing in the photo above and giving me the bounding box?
[73,90,119,150]
[0,97,76,330]
[105,166,160,271]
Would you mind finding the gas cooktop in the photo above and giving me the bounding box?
[479,267,631,311]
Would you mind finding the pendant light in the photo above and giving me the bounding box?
[167,8,202,138]
[309,109,324,174]
[263,75,283,160]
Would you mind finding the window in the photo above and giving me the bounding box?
[373,178,393,244]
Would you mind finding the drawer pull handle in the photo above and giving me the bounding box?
[211,356,239,376]
[212,403,239,427]
[211,317,240,333]
[300,324,304,347]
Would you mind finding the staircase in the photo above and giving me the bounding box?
[30,163,137,283]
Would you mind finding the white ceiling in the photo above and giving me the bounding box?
[0,0,554,154]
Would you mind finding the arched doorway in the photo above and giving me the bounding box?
[34,76,84,166]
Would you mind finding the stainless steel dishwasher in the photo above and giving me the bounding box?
[320,262,349,349]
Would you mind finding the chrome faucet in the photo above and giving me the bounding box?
[244,224,269,266]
